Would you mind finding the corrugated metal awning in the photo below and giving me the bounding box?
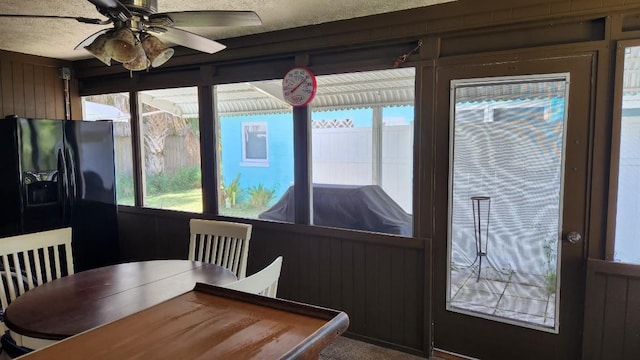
[139,68,416,118]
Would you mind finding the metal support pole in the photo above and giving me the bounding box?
[471,196,491,282]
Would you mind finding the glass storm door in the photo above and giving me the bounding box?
[433,54,593,360]
[448,73,567,332]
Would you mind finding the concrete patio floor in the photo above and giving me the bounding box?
[449,265,556,328]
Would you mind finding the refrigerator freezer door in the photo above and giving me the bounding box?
[18,118,67,234]
[64,120,119,272]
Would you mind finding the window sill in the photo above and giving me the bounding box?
[240,161,270,167]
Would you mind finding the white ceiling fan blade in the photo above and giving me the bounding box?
[149,11,262,27]
[149,27,226,54]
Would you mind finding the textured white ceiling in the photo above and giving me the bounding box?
[0,0,454,61]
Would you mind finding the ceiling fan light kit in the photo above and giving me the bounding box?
[104,27,138,63]
[123,40,150,71]
[1,0,262,72]
[141,33,174,68]
[84,33,112,66]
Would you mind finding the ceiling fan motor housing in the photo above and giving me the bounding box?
[121,0,158,16]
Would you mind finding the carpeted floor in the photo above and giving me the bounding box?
[319,337,429,360]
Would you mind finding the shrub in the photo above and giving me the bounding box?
[246,184,277,209]
[221,173,243,206]
[146,167,201,195]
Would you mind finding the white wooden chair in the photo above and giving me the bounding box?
[223,256,283,298]
[188,219,252,279]
[0,227,74,351]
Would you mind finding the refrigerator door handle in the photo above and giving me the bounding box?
[57,149,69,223]
[64,148,76,202]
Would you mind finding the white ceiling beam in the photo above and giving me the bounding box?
[138,93,183,117]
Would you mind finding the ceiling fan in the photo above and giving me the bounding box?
[0,0,262,71]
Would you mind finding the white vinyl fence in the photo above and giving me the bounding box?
[312,125,413,213]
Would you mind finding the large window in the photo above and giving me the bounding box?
[216,81,294,219]
[138,87,202,212]
[81,93,133,206]
[85,68,416,237]
[308,68,414,235]
[612,44,640,264]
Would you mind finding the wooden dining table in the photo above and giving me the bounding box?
[18,283,350,359]
[2,260,238,343]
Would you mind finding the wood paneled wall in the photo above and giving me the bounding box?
[117,208,431,355]
[0,50,72,120]
[583,259,640,360]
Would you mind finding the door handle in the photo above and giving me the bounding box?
[564,231,582,244]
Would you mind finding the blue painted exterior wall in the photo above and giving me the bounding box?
[219,105,415,203]
[220,113,294,201]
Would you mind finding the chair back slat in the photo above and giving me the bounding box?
[189,219,252,279]
[23,254,35,289]
[64,240,74,276]
[11,253,26,295]
[2,255,17,302]
[33,248,44,285]
[0,228,74,314]
[227,238,237,275]
[53,246,62,279]
[223,256,283,298]
[209,235,218,264]
[0,257,10,311]
[43,247,53,283]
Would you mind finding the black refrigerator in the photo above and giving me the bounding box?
[0,116,119,272]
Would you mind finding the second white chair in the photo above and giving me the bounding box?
[223,256,283,298]
[188,219,252,279]
[0,227,74,351]
[0,227,74,315]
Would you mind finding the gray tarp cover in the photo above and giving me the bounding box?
[259,184,412,236]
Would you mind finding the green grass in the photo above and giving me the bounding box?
[144,188,204,212]
[118,188,267,219]
[219,206,265,219]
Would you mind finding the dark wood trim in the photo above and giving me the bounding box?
[292,52,312,226]
[68,77,82,121]
[129,91,144,207]
[414,63,435,239]
[604,35,626,261]
[604,38,640,261]
[117,206,426,249]
[439,16,606,58]
[585,17,615,261]
[588,258,640,278]
[292,105,311,225]
[422,234,433,357]
[198,80,218,215]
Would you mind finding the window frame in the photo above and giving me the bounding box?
[606,39,640,262]
[79,42,420,238]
